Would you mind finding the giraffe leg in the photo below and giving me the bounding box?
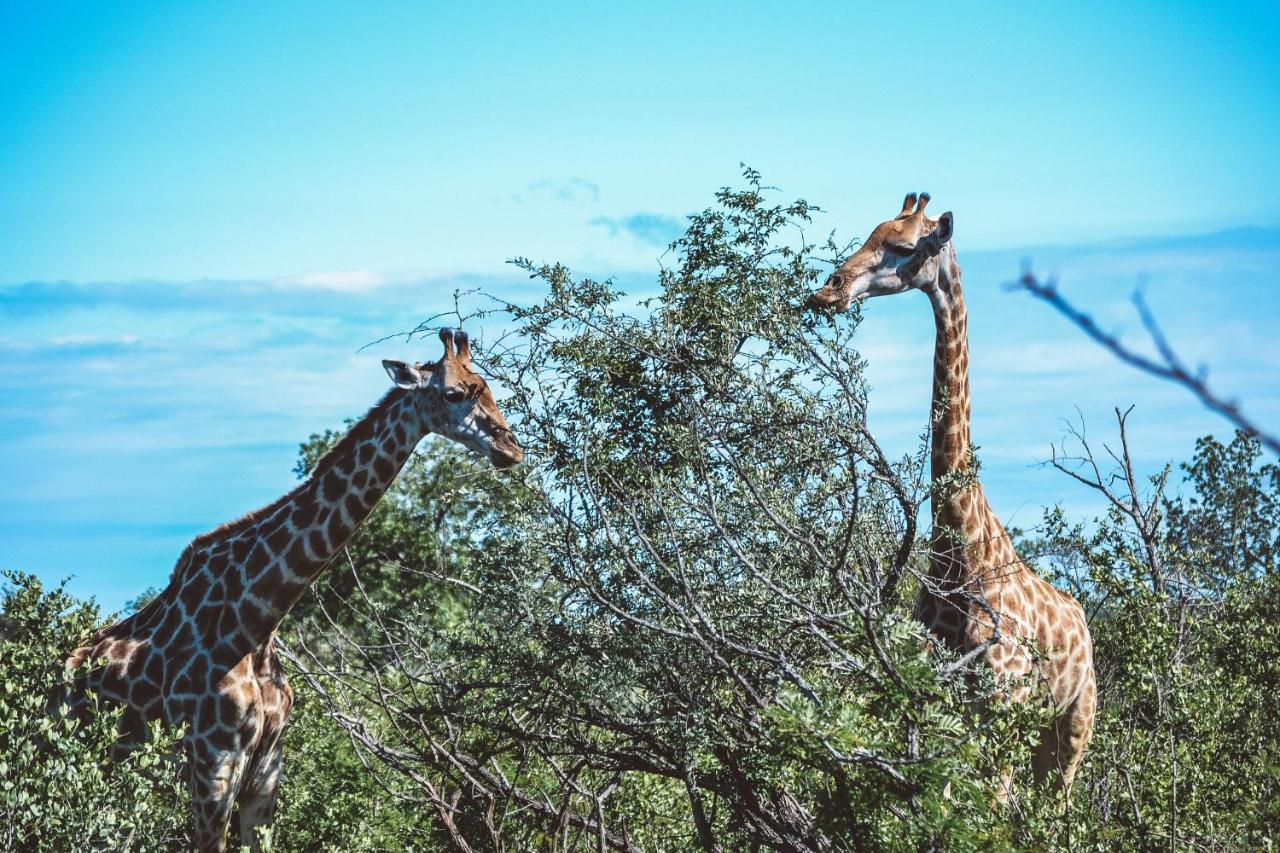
[996,767,1015,806]
[238,663,294,851]
[990,680,1029,807]
[1032,682,1096,795]
[187,740,251,853]
[238,721,287,850]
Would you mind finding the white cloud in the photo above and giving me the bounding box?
[270,267,476,293]
[589,213,685,248]
[273,269,390,292]
[46,332,140,347]
[513,177,601,205]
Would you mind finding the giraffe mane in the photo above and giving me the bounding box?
[299,387,407,483]
[160,387,408,587]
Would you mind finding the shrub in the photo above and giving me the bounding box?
[0,572,187,851]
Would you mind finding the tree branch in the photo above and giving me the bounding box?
[1017,271,1278,455]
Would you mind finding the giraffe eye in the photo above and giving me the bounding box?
[884,243,915,257]
[443,388,466,404]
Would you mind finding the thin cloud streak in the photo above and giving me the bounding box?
[589,213,685,247]
[513,177,601,205]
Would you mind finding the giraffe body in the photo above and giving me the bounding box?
[62,330,521,851]
[811,194,1096,793]
[918,484,1096,790]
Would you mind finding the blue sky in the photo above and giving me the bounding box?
[2,2,1279,611]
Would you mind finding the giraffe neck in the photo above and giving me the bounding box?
[927,259,972,490]
[923,255,990,582]
[216,388,435,653]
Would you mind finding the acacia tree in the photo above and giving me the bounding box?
[284,171,1043,851]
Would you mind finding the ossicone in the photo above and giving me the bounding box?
[454,329,472,363]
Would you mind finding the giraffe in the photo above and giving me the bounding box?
[809,194,1096,796]
[60,328,522,851]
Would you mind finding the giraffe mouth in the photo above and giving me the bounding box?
[489,436,524,469]
[807,288,854,312]
[807,274,855,312]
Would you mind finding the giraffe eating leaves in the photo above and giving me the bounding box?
[810,194,1096,797]
[61,328,522,851]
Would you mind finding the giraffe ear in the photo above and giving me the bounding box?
[383,359,426,389]
[933,212,954,244]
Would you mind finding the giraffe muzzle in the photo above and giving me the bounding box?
[490,435,524,469]
[807,274,854,312]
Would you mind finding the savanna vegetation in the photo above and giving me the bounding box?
[2,172,1276,850]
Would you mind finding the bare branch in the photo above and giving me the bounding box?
[1017,271,1279,455]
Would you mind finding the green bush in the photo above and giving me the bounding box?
[0,572,187,851]
[1023,429,1280,849]
[271,684,419,850]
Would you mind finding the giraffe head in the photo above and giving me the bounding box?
[808,192,955,312]
[382,328,524,469]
